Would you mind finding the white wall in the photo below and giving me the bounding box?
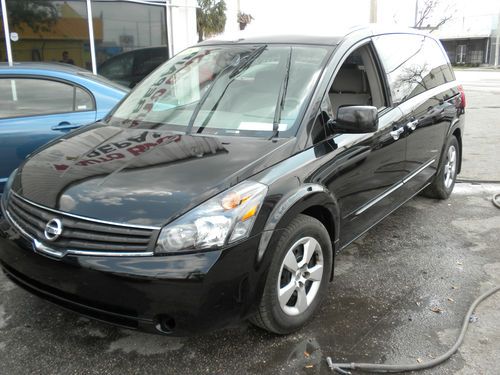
[170,0,198,54]
[225,0,371,36]
[223,0,499,39]
[376,0,499,38]
[224,0,241,35]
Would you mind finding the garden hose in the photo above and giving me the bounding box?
[493,193,500,209]
[327,285,500,374]
[326,180,500,374]
[456,179,500,209]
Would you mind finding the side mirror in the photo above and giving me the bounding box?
[328,105,378,134]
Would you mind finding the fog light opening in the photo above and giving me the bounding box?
[155,314,176,334]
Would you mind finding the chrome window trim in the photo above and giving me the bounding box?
[397,81,458,114]
[355,158,436,215]
[11,191,161,230]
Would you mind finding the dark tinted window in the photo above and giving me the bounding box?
[134,48,168,77]
[374,34,455,104]
[91,1,168,70]
[0,78,75,118]
[99,52,134,79]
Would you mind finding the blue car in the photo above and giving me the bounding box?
[0,62,127,193]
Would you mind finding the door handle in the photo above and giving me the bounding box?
[51,122,81,131]
[406,119,419,131]
[390,127,405,141]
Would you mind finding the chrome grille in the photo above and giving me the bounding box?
[6,193,158,255]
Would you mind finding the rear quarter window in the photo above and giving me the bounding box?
[373,34,455,105]
[75,87,95,111]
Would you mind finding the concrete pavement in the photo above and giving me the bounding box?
[455,70,500,181]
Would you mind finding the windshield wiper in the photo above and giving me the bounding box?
[228,44,267,79]
[185,45,268,135]
[271,47,293,140]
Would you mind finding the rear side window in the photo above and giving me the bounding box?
[0,78,95,119]
[75,87,94,111]
[373,34,455,105]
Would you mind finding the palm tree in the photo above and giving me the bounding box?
[237,12,254,31]
[196,0,227,42]
[6,0,58,32]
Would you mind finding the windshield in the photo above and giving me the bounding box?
[108,44,330,137]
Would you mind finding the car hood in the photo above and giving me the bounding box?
[11,124,295,227]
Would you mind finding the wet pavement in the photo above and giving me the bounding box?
[0,70,499,374]
[455,69,500,181]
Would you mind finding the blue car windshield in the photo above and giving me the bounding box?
[108,44,330,138]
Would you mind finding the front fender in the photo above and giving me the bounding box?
[257,182,340,262]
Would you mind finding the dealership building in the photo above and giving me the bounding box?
[431,9,499,66]
[0,0,198,73]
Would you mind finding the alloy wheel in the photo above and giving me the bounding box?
[277,237,324,316]
[444,144,457,189]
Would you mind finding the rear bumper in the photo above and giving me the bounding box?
[0,216,265,336]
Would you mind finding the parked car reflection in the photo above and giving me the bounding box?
[98,46,169,88]
[15,124,234,225]
[0,62,128,194]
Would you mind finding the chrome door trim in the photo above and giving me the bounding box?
[403,158,436,184]
[355,182,404,215]
[355,158,436,216]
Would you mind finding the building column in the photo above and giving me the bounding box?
[86,0,98,74]
[370,0,377,23]
[1,0,13,66]
[166,0,174,58]
[495,11,500,68]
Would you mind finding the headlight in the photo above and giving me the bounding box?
[155,181,268,253]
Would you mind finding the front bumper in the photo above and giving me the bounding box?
[0,216,266,335]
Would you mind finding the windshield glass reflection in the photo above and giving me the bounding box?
[108,45,330,138]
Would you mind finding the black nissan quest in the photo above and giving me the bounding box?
[0,26,465,335]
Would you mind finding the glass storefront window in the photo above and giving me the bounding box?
[5,0,91,69]
[1,0,171,81]
[92,0,169,87]
[0,3,7,62]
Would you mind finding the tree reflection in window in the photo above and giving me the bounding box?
[374,34,454,105]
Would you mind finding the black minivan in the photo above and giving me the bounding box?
[0,26,465,335]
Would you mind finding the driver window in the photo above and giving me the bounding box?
[310,43,385,144]
[329,44,385,114]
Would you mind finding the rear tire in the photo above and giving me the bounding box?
[250,214,332,334]
[422,135,459,199]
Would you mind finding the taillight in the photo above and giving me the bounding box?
[458,84,466,109]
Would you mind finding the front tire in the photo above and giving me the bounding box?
[250,214,332,334]
[422,135,460,199]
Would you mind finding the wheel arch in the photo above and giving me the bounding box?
[452,127,462,174]
[440,119,463,175]
[257,184,340,280]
